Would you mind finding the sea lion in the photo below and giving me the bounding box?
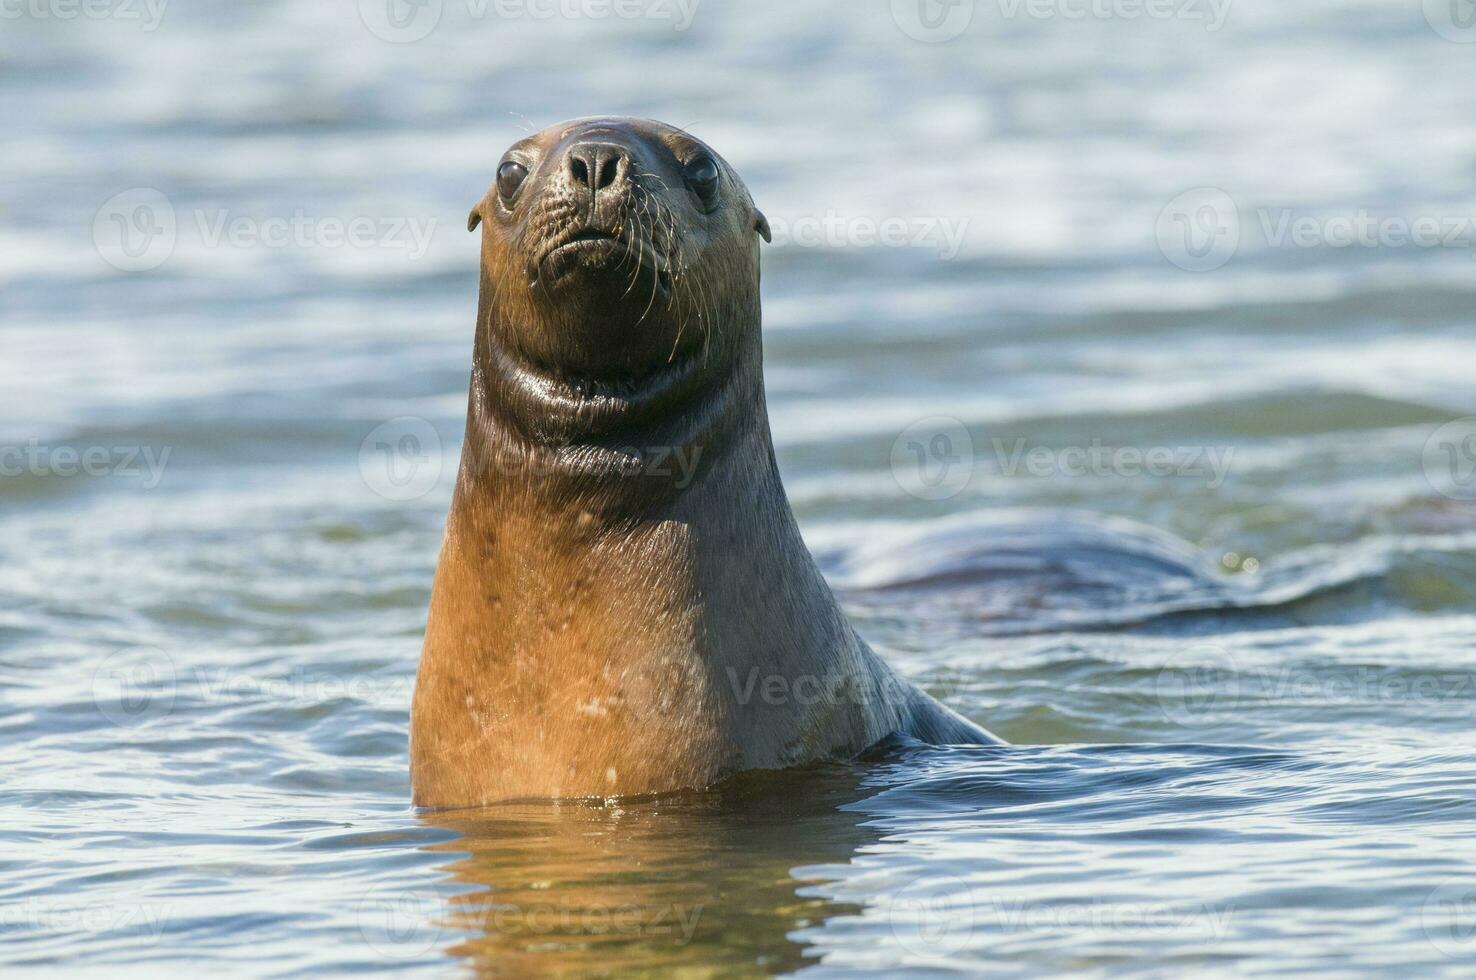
[411,117,1001,808]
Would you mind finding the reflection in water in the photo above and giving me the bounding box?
[418,762,881,975]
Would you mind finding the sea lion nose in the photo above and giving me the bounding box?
[565,141,629,202]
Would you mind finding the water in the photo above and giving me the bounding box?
[3,0,1475,975]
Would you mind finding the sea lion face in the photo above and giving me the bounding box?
[468,117,771,385]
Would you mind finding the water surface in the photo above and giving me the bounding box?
[3,1,1475,975]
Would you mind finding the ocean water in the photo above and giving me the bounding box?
[3,0,1476,975]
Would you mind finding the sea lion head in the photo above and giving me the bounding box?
[465,118,772,471]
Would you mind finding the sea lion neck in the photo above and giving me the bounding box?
[454,266,766,511]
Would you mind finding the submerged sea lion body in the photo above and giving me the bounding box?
[411,118,999,808]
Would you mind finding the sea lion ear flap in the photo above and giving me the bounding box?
[754,210,772,244]
[467,203,484,233]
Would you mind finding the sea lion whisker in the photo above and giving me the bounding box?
[633,226,663,329]
[618,195,653,300]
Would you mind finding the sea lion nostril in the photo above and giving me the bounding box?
[567,141,628,200]
[596,157,618,190]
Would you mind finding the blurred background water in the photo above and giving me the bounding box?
[3,0,1476,975]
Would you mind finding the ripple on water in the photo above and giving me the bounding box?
[5,0,1476,974]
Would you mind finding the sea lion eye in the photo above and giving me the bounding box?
[684,154,720,204]
[497,161,529,202]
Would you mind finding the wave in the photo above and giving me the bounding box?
[823,509,1476,639]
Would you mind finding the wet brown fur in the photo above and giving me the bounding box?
[411,118,998,807]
